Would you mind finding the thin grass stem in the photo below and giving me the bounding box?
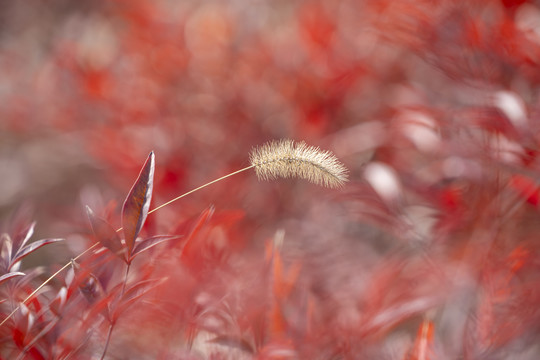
[100,262,131,360]
[0,139,348,328]
[147,165,255,216]
[0,166,255,328]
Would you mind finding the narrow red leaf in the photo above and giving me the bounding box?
[48,287,68,316]
[112,278,166,321]
[11,238,63,270]
[16,221,36,251]
[181,205,215,259]
[12,327,25,348]
[1,233,13,271]
[0,272,25,286]
[27,347,46,360]
[130,235,181,262]
[406,319,434,360]
[509,174,540,206]
[86,206,126,262]
[207,335,255,353]
[122,151,155,258]
[13,304,33,348]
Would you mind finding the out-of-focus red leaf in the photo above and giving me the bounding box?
[180,205,215,259]
[15,221,35,252]
[130,235,181,262]
[80,290,117,326]
[207,334,255,354]
[0,233,13,271]
[48,287,68,317]
[299,3,336,51]
[501,0,527,11]
[507,245,530,273]
[2,223,62,272]
[405,319,434,360]
[8,267,46,298]
[0,272,25,286]
[187,205,215,239]
[471,246,540,351]
[360,257,446,337]
[27,347,46,360]
[12,303,33,349]
[71,260,105,305]
[21,317,58,359]
[10,238,64,271]
[269,302,287,339]
[509,174,539,206]
[121,279,159,301]
[12,327,25,349]
[86,206,126,262]
[258,339,296,359]
[112,278,166,321]
[122,151,155,258]
[78,273,104,305]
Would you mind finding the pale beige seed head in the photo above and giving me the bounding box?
[249,139,348,188]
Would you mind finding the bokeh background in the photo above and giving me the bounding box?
[1,0,540,358]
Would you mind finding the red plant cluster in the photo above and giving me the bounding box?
[1,0,540,359]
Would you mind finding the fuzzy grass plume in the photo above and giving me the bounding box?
[0,139,348,329]
[249,139,348,188]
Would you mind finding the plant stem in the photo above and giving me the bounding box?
[0,165,254,328]
[120,262,131,296]
[100,262,131,360]
[100,321,115,360]
[147,165,254,216]
[0,242,99,327]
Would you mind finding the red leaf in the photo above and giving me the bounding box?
[509,174,540,206]
[78,273,105,305]
[11,238,63,270]
[27,346,46,360]
[112,278,166,321]
[406,319,434,360]
[130,235,181,262]
[86,206,126,262]
[1,233,13,271]
[207,334,255,353]
[181,205,215,259]
[122,151,155,258]
[16,221,36,251]
[13,304,33,348]
[48,287,68,316]
[0,272,25,286]
[12,327,25,348]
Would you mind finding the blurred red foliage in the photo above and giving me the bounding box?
[1,0,540,358]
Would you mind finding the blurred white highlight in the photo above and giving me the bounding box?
[490,134,523,164]
[399,110,440,152]
[492,91,527,129]
[516,4,540,44]
[332,121,386,155]
[364,162,401,202]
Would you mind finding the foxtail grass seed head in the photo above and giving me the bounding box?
[249,139,348,188]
